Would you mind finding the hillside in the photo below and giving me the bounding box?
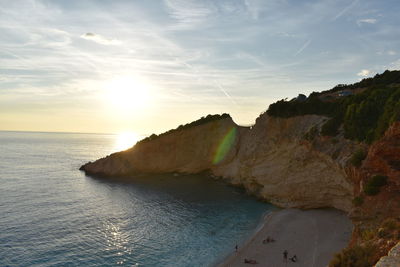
[267,70,400,143]
[81,70,400,266]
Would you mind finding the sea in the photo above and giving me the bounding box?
[0,131,274,267]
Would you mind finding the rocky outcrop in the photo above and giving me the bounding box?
[212,114,355,211]
[351,122,400,219]
[80,116,242,176]
[362,122,400,186]
[375,242,400,267]
[345,122,400,265]
[81,113,356,212]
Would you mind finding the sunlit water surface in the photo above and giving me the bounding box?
[0,131,273,266]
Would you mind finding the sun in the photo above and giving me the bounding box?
[104,76,151,111]
[114,132,139,151]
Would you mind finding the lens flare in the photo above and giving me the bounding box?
[213,127,237,165]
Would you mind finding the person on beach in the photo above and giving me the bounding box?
[244,258,258,264]
[235,244,238,252]
[283,250,288,262]
[262,236,275,244]
[290,255,298,262]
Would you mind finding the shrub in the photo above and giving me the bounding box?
[360,229,375,241]
[381,218,399,231]
[329,244,376,267]
[331,138,339,144]
[321,117,342,136]
[369,175,388,187]
[266,95,338,118]
[352,196,364,206]
[364,184,380,195]
[332,149,341,160]
[350,149,367,167]
[304,126,319,141]
[379,218,400,239]
[137,113,230,144]
[267,70,400,143]
[363,175,388,196]
[377,227,389,238]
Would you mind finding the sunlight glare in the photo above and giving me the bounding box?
[114,132,139,151]
[104,76,151,112]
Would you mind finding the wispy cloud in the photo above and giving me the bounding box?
[357,69,371,77]
[378,50,397,56]
[294,39,312,56]
[1,0,400,132]
[333,0,359,21]
[389,59,400,70]
[357,18,377,26]
[213,81,238,105]
[164,0,216,29]
[80,32,122,45]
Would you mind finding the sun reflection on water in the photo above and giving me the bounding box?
[99,220,132,265]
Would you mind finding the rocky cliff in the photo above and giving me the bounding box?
[375,241,400,267]
[81,70,400,265]
[347,122,400,265]
[351,122,400,219]
[81,111,400,265]
[80,116,242,176]
[81,113,356,212]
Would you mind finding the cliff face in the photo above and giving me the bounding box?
[81,117,242,176]
[362,122,400,186]
[354,122,400,218]
[344,122,400,265]
[81,113,355,212]
[375,241,400,267]
[212,114,354,211]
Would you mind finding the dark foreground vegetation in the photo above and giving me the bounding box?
[267,70,400,143]
[330,217,400,267]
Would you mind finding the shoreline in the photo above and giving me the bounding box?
[217,208,353,267]
[215,211,277,266]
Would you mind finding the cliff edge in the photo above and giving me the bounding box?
[81,113,355,212]
[81,70,400,266]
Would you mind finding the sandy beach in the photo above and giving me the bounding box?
[218,209,352,267]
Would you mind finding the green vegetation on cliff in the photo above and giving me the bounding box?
[330,244,377,267]
[137,113,231,144]
[349,149,367,167]
[267,70,400,143]
[330,218,400,266]
[363,175,388,196]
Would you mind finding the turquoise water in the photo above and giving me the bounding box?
[0,131,273,266]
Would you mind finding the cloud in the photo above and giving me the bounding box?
[389,59,400,70]
[294,39,312,56]
[357,69,371,77]
[377,50,397,56]
[2,0,400,132]
[333,0,358,21]
[164,0,216,29]
[80,32,121,45]
[357,18,377,26]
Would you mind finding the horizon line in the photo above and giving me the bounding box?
[0,129,119,135]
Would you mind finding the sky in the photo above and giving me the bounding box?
[1,0,400,135]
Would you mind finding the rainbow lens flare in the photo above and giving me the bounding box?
[213,127,237,164]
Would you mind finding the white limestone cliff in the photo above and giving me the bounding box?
[81,113,355,212]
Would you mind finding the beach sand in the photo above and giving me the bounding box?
[218,209,352,267]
